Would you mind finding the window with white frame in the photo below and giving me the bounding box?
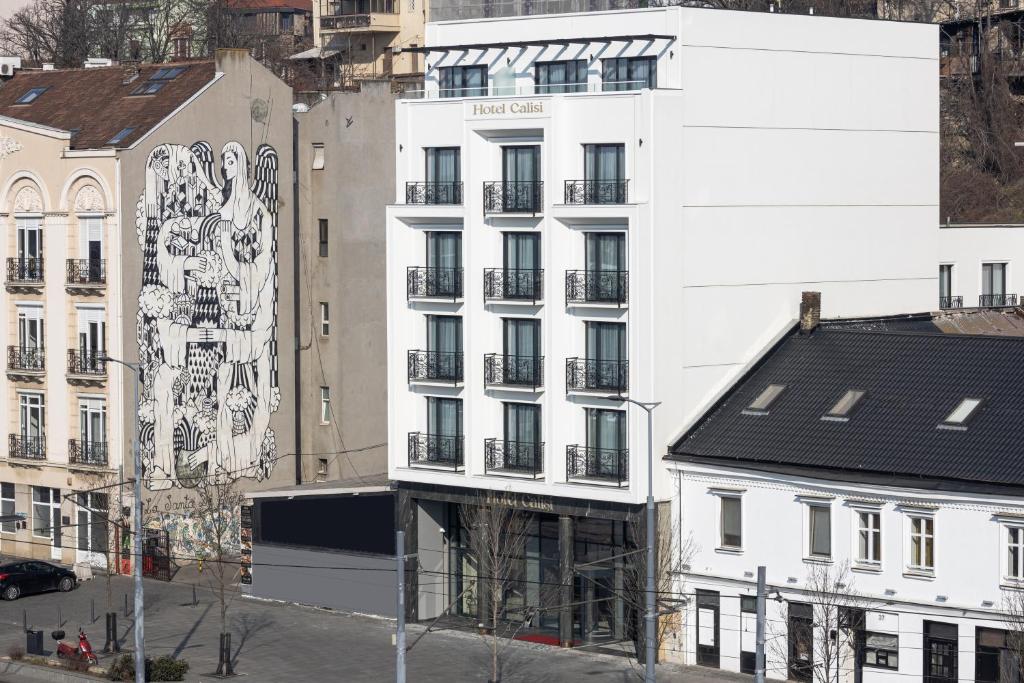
[1007,524,1024,582]
[719,494,742,550]
[1,482,14,533]
[32,486,59,539]
[320,387,330,424]
[907,514,935,572]
[807,502,832,559]
[863,632,899,670]
[857,510,882,566]
[320,302,329,336]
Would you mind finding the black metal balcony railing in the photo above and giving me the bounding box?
[68,439,108,467]
[484,354,543,389]
[68,349,106,376]
[6,257,43,285]
[408,350,463,383]
[566,445,628,486]
[564,179,629,205]
[565,270,628,305]
[405,182,463,205]
[8,346,44,372]
[483,181,543,214]
[566,357,628,393]
[939,295,963,310]
[66,259,106,286]
[408,432,463,469]
[9,434,45,461]
[407,267,463,300]
[980,293,1018,307]
[321,14,372,29]
[483,268,543,303]
[484,439,544,477]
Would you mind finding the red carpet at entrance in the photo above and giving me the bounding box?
[514,633,580,647]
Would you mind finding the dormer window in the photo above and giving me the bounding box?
[15,87,48,104]
[742,384,786,415]
[938,398,981,430]
[822,389,866,422]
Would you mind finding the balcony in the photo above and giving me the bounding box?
[566,357,628,393]
[405,182,463,205]
[407,432,463,470]
[566,445,628,487]
[67,349,107,380]
[6,257,43,287]
[484,354,543,390]
[563,180,629,205]
[9,434,45,462]
[483,268,542,303]
[565,270,628,306]
[319,0,399,32]
[484,439,543,477]
[980,293,1018,307]
[407,267,463,300]
[407,350,463,384]
[68,440,108,467]
[939,295,963,310]
[483,181,543,215]
[8,346,44,377]
[66,259,106,289]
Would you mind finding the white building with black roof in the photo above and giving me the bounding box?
[666,296,1024,683]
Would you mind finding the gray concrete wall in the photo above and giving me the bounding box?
[251,542,397,614]
[293,83,395,484]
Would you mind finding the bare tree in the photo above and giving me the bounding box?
[459,503,532,683]
[1000,589,1024,680]
[0,0,93,67]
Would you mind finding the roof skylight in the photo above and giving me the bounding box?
[149,66,186,81]
[938,398,982,430]
[822,389,866,422]
[743,384,786,415]
[106,127,135,146]
[131,82,165,96]
[15,87,48,104]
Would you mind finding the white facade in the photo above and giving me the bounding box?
[673,460,1020,682]
[938,224,1024,309]
[386,7,939,505]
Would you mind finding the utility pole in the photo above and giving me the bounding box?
[396,530,416,683]
[755,565,767,683]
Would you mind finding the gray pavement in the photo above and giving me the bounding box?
[0,569,749,682]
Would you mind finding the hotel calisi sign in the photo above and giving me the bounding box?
[465,100,548,119]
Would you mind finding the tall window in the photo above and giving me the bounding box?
[807,503,831,558]
[426,315,463,380]
[79,216,103,282]
[76,492,108,556]
[857,510,881,565]
[503,318,541,385]
[535,60,587,94]
[312,143,325,170]
[438,65,487,98]
[77,306,105,370]
[585,232,627,302]
[17,306,44,352]
[982,262,1007,296]
[587,407,626,451]
[425,148,461,204]
[939,264,952,304]
[16,217,42,261]
[32,486,59,539]
[1008,526,1024,581]
[602,56,657,90]
[1,483,14,533]
[79,397,106,455]
[320,387,330,424]
[586,321,627,390]
[428,397,463,438]
[19,393,45,444]
[504,402,540,447]
[720,495,742,549]
[909,515,934,571]
[318,219,329,257]
[320,302,330,336]
[583,144,626,203]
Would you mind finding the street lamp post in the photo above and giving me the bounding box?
[103,356,145,683]
[605,395,660,683]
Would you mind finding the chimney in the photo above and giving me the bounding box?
[799,291,821,334]
[122,62,140,84]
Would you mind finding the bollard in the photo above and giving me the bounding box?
[124,593,129,618]
[57,606,61,629]
[192,584,197,607]
[22,608,26,633]
[91,598,95,624]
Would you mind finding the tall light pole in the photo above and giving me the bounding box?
[605,395,660,683]
[102,356,145,683]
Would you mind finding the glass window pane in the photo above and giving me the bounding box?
[721,497,741,547]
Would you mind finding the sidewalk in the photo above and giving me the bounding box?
[0,569,747,682]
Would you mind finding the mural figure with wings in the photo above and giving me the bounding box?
[136,141,280,490]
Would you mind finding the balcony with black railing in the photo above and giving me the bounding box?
[408,432,464,470]
[319,0,399,31]
[980,293,1018,307]
[407,267,463,300]
[6,258,43,286]
[484,354,543,390]
[563,179,629,205]
[9,434,45,462]
[68,439,108,467]
[405,182,463,205]
[67,350,106,378]
[408,350,463,383]
[483,268,543,303]
[8,346,44,374]
[484,439,543,477]
[566,357,628,393]
[66,259,106,287]
[939,295,963,310]
[565,270,628,306]
[483,181,543,214]
[566,445,628,487]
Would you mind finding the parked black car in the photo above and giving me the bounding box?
[0,561,76,600]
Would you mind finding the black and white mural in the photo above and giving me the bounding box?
[136,141,280,490]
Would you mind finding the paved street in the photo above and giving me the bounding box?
[0,570,747,682]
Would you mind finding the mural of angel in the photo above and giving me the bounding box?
[136,141,280,490]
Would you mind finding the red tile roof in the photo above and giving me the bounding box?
[0,60,216,150]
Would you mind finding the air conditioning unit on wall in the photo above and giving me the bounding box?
[0,56,22,78]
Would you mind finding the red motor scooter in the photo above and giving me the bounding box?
[53,628,98,666]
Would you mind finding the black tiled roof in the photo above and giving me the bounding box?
[669,327,1024,487]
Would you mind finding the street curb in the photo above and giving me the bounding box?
[0,659,105,682]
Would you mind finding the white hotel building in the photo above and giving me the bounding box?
[385,5,939,652]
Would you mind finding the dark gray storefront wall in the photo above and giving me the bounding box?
[251,543,395,615]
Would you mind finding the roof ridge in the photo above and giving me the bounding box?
[818,327,1024,342]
